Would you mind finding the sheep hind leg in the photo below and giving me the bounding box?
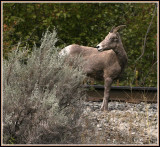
[100,77,113,111]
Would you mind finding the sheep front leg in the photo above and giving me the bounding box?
[100,77,113,111]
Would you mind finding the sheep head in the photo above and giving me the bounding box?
[96,25,126,52]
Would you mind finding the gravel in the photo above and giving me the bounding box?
[79,101,158,145]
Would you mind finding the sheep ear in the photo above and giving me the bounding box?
[113,25,126,33]
[110,26,115,33]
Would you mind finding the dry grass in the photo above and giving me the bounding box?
[79,100,157,145]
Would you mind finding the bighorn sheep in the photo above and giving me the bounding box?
[59,25,128,111]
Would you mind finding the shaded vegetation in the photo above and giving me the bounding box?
[3,3,157,87]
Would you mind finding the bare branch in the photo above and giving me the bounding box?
[131,4,157,87]
[135,4,157,63]
[139,60,157,86]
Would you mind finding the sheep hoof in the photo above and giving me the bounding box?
[100,106,108,111]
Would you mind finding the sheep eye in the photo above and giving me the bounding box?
[110,37,118,41]
[110,37,114,40]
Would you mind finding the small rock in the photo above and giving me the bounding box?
[97,124,102,128]
[80,101,157,144]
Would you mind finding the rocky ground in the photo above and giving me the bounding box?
[79,101,158,145]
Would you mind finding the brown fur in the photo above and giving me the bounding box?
[69,44,122,80]
[61,25,128,111]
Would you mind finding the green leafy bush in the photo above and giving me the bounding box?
[3,3,157,87]
[3,29,86,144]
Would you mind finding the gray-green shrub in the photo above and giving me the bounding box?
[3,29,86,144]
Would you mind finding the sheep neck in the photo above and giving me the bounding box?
[114,44,128,70]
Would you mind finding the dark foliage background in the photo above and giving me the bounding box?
[3,3,157,87]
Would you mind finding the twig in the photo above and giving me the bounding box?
[135,4,157,63]
[131,4,157,86]
[139,60,157,86]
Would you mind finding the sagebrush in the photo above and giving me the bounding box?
[3,29,86,144]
